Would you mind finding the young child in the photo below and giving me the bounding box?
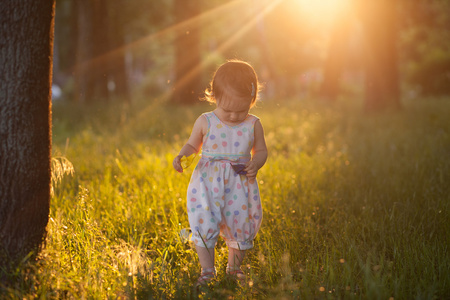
[173,60,267,285]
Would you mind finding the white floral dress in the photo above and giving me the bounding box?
[186,112,263,250]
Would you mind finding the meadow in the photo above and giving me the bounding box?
[2,96,449,299]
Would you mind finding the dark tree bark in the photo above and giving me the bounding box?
[359,0,401,111]
[0,0,54,265]
[172,0,202,104]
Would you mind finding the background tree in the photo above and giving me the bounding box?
[73,1,93,103]
[359,0,401,111]
[171,0,202,104]
[108,0,130,102]
[73,0,110,103]
[50,0,448,107]
[319,13,353,102]
[398,0,450,97]
[0,0,54,266]
[90,0,110,102]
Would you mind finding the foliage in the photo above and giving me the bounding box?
[399,0,450,96]
[408,50,450,96]
[1,97,449,299]
[51,156,74,197]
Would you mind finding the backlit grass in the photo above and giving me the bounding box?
[1,97,449,299]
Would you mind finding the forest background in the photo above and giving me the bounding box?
[0,0,449,299]
[53,0,450,106]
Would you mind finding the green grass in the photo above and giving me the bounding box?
[1,96,449,299]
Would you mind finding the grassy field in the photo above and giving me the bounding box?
[2,96,449,299]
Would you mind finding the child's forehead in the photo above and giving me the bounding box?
[219,98,251,111]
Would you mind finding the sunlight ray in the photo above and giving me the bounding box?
[121,0,283,132]
[74,0,257,74]
[163,0,283,98]
[162,0,283,102]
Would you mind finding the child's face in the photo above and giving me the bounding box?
[215,98,251,125]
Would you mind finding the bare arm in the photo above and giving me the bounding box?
[245,119,268,179]
[173,115,207,173]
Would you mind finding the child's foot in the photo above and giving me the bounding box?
[226,265,246,283]
[195,268,216,287]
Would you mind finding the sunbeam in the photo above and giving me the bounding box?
[169,0,283,102]
[120,0,283,132]
[74,0,272,76]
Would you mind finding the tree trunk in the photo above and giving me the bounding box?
[109,0,130,102]
[360,0,401,111]
[74,0,93,103]
[320,15,352,102]
[91,0,110,102]
[74,0,110,103]
[0,0,54,265]
[172,0,202,104]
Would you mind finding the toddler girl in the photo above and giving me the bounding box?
[173,60,267,286]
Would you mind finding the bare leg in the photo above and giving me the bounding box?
[195,245,216,286]
[195,245,215,270]
[228,247,246,269]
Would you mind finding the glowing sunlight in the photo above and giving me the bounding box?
[292,0,349,24]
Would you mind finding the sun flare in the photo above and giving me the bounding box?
[293,0,349,23]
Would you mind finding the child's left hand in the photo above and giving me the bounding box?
[173,155,184,173]
[244,160,259,179]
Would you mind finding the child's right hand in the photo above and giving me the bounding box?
[244,160,259,180]
[173,155,183,173]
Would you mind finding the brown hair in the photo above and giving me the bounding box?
[204,59,259,107]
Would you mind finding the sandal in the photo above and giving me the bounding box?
[226,265,246,283]
[195,268,216,287]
